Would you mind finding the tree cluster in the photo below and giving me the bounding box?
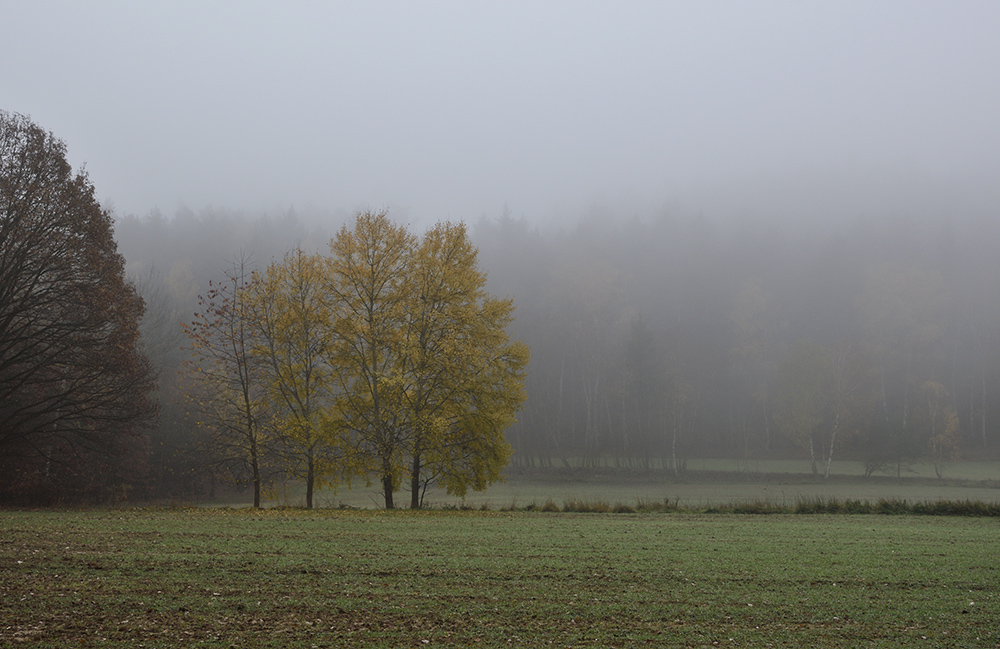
[182,211,528,508]
[0,112,156,504]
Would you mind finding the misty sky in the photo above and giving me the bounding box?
[5,2,1000,229]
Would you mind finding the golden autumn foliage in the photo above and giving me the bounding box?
[183,211,528,509]
[325,212,528,509]
[402,221,528,508]
[248,249,340,508]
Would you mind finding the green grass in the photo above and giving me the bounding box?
[2,508,999,647]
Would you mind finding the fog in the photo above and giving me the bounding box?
[6,2,1000,230]
[8,3,1000,499]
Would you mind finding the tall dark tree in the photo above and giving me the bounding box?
[0,111,157,504]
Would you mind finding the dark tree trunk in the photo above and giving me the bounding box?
[252,458,261,509]
[305,452,314,509]
[410,452,422,509]
[382,473,394,509]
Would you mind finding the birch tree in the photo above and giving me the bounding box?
[917,381,961,478]
[402,221,528,507]
[773,340,833,477]
[324,211,415,509]
[250,249,339,508]
[324,212,528,508]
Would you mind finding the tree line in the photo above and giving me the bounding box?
[474,209,997,477]
[1,113,528,507]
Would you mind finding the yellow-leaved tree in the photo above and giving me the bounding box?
[325,212,529,508]
[183,212,528,509]
[324,211,416,509]
[249,249,341,508]
[402,221,529,508]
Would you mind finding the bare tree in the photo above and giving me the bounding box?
[182,255,276,507]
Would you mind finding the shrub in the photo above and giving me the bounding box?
[635,497,681,512]
[843,499,873,514]
[562,500,611,513]
[732,500,786,514]
[875,499,910,515]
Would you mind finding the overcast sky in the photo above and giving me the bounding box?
[5,2,1000,229]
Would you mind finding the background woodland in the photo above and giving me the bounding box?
[114,203,1000,502]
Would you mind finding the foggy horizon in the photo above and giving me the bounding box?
[6,2,1000,232]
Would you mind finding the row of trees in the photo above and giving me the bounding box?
[0,111,156,504]
[473,210,992,477]
[182,211,528,508]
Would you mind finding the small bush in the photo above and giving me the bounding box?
[562,500,611,513]
[732,500,786,514]
[794,498,855,514]
[794,498,824,514]
[844,499,873,514]
[635,497,681,512]
[875,499,911,515]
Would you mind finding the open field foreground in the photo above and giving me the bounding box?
[2,509,999,647]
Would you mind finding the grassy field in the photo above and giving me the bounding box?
[2,508,999,647]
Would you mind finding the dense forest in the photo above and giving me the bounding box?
[114,203,1000,501]
[476,210,996,478]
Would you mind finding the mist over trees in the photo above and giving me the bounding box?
[9,3,1000,507]
[113,196,1000,506]
[473,208,1000,476]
